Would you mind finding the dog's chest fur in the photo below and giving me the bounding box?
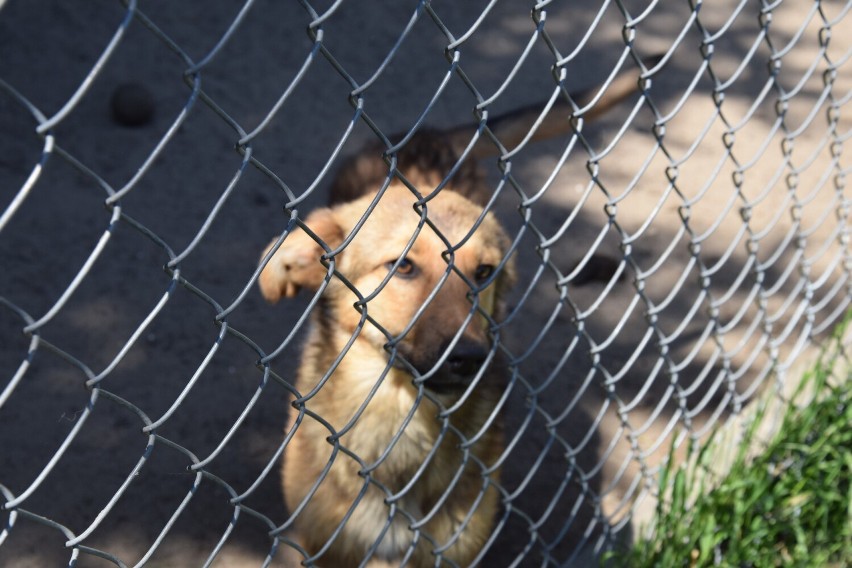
[303,323,447,476]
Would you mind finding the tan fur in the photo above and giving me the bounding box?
[261,182,515,567]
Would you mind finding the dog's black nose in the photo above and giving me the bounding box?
[411,338,491,393]
[446,341,488,379]
[420,339,489,396]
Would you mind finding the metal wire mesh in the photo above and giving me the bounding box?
[0,0,849,566]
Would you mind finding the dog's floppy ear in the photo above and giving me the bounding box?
[258,208,344,303]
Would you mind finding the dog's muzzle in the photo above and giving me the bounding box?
[416,338,489,394]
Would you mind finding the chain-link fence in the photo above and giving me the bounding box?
[1,0,849,566]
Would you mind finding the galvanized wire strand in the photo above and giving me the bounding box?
[386,53,462,157]
[168,150,253,267]
[195,469,285,567]
[237,36,324,147]
[65,390,156,547]
[35,0,137,135]
[0,299,39,408]
[476,18,545,110]
[445,0,500,50]
[4,387,99,510]
[131,438,204,568]
[15,508,82,564]
[184,0,258,75]
[20,207,121,334]
[106,82,202,205]
[0,93,52,233]
[351,4,426,98]
[141,324,229,432]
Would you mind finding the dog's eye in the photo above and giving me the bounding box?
[474,264,495,283]
[388,258,417,278]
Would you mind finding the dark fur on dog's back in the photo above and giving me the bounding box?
[329,54,659,208]
[329,128,488,206]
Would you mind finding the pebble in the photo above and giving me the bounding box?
[110,82,155,127]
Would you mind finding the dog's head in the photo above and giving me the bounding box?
[259,182,515,394]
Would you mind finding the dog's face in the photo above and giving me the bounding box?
[259,183,515,394]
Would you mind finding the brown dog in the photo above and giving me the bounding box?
[258,58,655,566]
[259,179,514,566]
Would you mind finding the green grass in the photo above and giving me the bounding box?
[613,319,852,567]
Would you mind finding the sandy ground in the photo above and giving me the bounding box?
[0,1,849,566]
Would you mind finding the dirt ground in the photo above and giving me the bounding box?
[0,1,849,566]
